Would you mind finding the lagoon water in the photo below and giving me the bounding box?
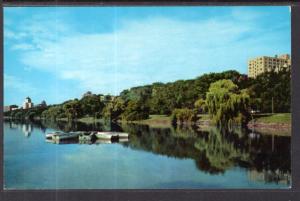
[4,120,291,189]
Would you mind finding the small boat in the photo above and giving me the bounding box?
[95,132,118,140]
[45,139,56,144]
[45,131,65,140]
[78,140,93,145]
[52,131,81,141]
[95,139,113,144]
[46,139,78,144]
[95,131,129,140]
[118,133,129,139]
[118,138,129,143]
[78,131,96,141]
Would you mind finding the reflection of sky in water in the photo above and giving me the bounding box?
[4,122,290,189]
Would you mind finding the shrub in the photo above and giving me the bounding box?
[171,108,198,125]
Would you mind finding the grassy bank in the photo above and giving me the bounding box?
[121,114,211,128]
[119,115,172,128]
[248,113,291,136]
[252,113,291,124]
[56,117,103,124]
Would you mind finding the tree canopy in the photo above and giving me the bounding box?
[206,79,250,127]
[4,69,290,125]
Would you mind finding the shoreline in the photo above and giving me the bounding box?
[121,114,291,136]
[4,113,291,135]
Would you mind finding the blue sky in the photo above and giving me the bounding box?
[4,6,291,106]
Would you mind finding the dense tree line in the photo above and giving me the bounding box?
[4,69,290,124]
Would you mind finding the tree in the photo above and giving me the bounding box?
[41,106,64,120]
[206,79,250,127]
[80,95,104,117]
[194,98,206,113]
[121,100,149,121]
[171,108,198,125]
[249,69,290,113]
[63,100,82,120]
[102,97,126,121]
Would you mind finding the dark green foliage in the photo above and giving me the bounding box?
[121,100,149,121]
[248,69,290,113]
[119,70,249,115]
[41,106,65,120]
[206,79,250,126]
[194,98,206,113]
[80,95,105,117]
[171,108,198,125]
[63,100,82,120]
[5,69,290,123]
[5,106,49,120]
[194,70,247,99]
[102,97,126,121]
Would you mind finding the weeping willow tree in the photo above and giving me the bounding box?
[206,79,250,127]
[194,127,250,173]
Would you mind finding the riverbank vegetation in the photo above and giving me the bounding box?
[4,68,290,128]
[252,113,291,124]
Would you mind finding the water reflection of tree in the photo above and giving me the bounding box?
[120,123,200,159]
[40,120,122,132]
[5,119,47,137]
[194,127,250,174]
[120,123,290,184]
[4,119,290,185]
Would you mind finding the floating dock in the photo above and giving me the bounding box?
[45,131,129,143]
[95,132,129,140]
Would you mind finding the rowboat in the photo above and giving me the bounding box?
[95,131,129,140]
[118,138,129,143]
[45,131,65,140]
[78,131,96,141]
[95,139,113,144]
[118,133,129,139]
[52,132,81,141]
[46,139,78,144]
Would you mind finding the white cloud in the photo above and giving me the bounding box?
[11,43,35,51]
[4,74,37,95]
[4,29,27,40]
[8,12,290,95]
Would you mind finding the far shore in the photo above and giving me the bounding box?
[120,113,292,136]
[4,113,291,136]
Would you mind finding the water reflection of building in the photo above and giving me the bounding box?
[9,122,19,129]
[248,169,291,186]
[22,124,33,138]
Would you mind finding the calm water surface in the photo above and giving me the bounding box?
[4,120,291,189]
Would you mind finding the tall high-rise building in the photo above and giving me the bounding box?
[248,54,291,78]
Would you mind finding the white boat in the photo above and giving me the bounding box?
[118,133,129,138]
[95,139,112,144]
[95,131,129,140]
[118,138,129,143]
[52,132,81,141]
[46,139,77,144]
[45,139,56,143]
[78,131,96,141]
[45,131,65,140]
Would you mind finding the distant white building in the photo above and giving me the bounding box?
[4,105,19,112]
[23,97,34,109]
[36,100,47,108]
